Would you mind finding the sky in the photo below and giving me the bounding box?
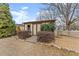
[9,3,45,24]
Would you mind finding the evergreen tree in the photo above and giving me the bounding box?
[0,3,16,38]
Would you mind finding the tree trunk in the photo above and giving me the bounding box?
[65,24,71,31]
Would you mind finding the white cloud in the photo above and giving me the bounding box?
[21,7,29,10]
[36,10,52,16]
[11,6,30,24]
[36,12,40,16]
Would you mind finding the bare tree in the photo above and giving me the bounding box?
[37,3,79,30]
[36,9,53,20]
[36,5,56,21]
[48,3,79,30]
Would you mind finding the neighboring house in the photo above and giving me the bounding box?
[23,20,55,35]
[16,24,25,31]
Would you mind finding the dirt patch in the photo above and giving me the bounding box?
[0,36,78,56]
[55,36,79,53]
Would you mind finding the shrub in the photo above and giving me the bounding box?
[37,23,55,43]
[41,23,55,32]
[0,3,16,38]
[17,31,31,39]
[37,31,55,43]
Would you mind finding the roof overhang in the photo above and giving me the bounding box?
[23,20,56,24]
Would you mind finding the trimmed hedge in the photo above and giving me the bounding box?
[41,24,55,32]
[37,31,55,43]
[17,31,31,39]
[37,23,55,43]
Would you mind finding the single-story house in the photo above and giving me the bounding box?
[23,20,55,35]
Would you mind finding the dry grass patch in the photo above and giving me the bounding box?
[38,42,79,56]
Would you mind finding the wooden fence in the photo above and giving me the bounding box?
[55,30,79,38]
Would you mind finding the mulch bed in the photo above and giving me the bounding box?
[17,31,31,39]
[37,31,55,43]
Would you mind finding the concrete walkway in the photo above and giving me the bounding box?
[25,36,37,43]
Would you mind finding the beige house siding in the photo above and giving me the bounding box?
[16,24,24,31]
[37,24,41,32]
[25,24,27,31]
[42,23,46,24]
[33,24,37,35]
[24,24,41,35]
[30,24,33,35]
[20,26,24,31]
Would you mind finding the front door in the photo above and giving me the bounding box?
[27,25,31,31]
